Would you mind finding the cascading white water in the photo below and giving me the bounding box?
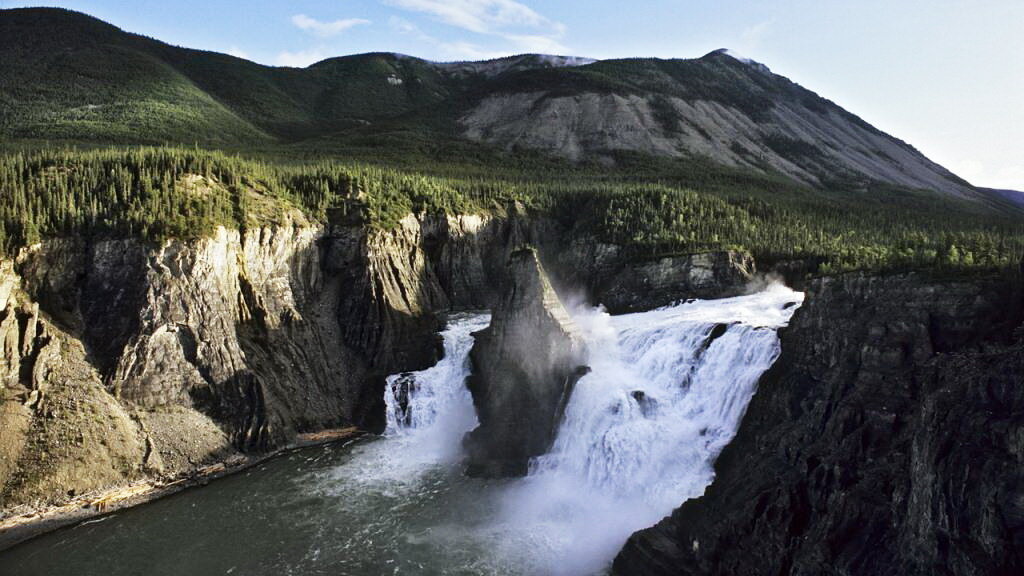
[383,312,491,461]
[489,284,804,574]
[5,288,803,576]
[333,287,800,575]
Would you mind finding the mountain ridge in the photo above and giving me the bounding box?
[0,7,1003,205]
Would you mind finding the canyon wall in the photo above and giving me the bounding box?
[0,209,754,514]
[614,270,1024,575]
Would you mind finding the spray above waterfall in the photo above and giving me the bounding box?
[4,287,802,576]
[379,284,803,574]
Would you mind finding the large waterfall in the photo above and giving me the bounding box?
[384,284,803,574]
[3,287,802,576]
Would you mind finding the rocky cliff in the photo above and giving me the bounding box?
[0,209,753,515]
[614,270,1024,575]
[464,247,588,477]
[0,213,493,512]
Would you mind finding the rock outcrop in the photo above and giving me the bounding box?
[0,206,760,516]
[614,270,1024,575]
[596,251,755,313]
[0,214,498,513]
[464,247,588,477]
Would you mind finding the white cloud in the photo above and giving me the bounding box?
[388,16,421,35]
[503,33,569,55]
[226,46,250,60]
[291,14,371,37]
[437,41,508,61]
[275,48,329,68]
[739,20,773,49]
[389,14,515,60]
[384,0,569,58]
[384,0,561,35]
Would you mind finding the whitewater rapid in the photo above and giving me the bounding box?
[380,285,803,574]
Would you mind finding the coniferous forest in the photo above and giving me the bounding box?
[0,146,1021,276]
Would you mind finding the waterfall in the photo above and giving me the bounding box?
[383,312,491,460]
[491,284,803,574]
[5,289,803,576]
[372,287,802,575]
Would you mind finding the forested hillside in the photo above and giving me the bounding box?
[0,7,1008,205]
[1,147,1021,275]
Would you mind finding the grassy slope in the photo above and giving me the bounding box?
[0,9,270,144]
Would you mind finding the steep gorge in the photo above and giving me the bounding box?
[0,208,753,517]
[614,270,1024,575]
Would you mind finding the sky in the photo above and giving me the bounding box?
[2,0,1022,190]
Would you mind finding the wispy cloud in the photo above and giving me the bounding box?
[384,0,569,57]
[384,0,561,35]
[738,19,773,52]
[275,48,329,67]
[291,14,371,37]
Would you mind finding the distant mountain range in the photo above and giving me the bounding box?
[0,7,1007,206]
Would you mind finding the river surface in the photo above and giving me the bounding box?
[2,287,802,575]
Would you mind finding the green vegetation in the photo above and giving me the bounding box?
[1,146,1021,277]
[2,8,1022,277]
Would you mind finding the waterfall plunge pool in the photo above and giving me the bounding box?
[1,286,802,576]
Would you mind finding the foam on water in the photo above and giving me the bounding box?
[1,288,803,576]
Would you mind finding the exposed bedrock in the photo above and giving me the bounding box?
[0,207,756,514]
[595,251,755,313]
[464,247,589,477]
[614,270,1024,576]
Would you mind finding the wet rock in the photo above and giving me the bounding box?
[632,390,659,418]
[596,251,755,314]
[389,373,418,427]
[464,247,588,477]
[614,270,1024,575]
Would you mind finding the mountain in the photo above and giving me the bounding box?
[981,188,1024,209]
[0,7,998,203]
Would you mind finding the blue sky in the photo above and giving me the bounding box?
[2,0,1022,190]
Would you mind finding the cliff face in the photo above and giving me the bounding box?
[596,251,754,313]
[0,213,501,512]
[0,207,756,514]
[614,271,1024,576]
[464,248,588,477]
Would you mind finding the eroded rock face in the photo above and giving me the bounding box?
[597,251,755,313]
[0,261,155,510]
[459,89,978,200]
[614,271,1024,576]
[464,247,588,477]
[0,209,763,514]
[0,216,479,512]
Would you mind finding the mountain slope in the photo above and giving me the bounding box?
[459,51,978,199]
[0,8,270,144]
[0,7,1000,204]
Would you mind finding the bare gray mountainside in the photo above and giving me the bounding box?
[464,247,588,477]
[614,270,1024,576]
[460,51,977,199]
